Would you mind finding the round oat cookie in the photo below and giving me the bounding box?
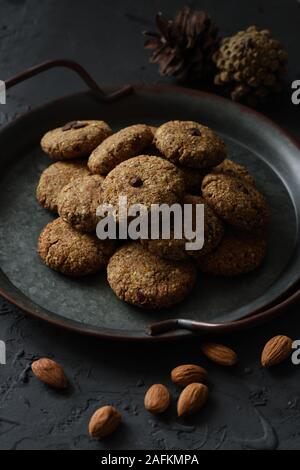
[41,120,112,160]
[212,159,255,186]
[201,173,268,231]
[107,243,197,309]
[38,218,116,276]
[88,124,154,175]
[57,174,105,233]
[154,121,227,169]
[102,156,185,217]
[141,195,224,261]
[36,161,90,212]
[197,230,267,276]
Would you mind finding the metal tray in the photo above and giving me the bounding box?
[0,60,299,341]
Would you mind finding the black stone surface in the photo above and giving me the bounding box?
[0,0,300,450]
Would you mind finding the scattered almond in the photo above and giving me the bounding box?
[144,384,171,414]
[261,335,293,367]
[171,364,207,387]
[88,405,122,439]
[31,358,68,389]
[177,383,208,417]
[201,342,237,366]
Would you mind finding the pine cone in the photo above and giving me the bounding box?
[213,26,288,106]
[144,6,219,83]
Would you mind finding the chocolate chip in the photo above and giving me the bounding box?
[238,183,250,195]
[62,121,76,131]
[137,289,146,303]
[62,121,88,131]
[129,176,143,187]
[188,127,201,137]
[72,122,88,129]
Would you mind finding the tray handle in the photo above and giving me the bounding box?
[5,59,133,101]
[148,285,300,336]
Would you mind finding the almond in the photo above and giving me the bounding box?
[261,335,293,367]
[177,383,208,417]
[144,384,171,414]
[31,358,68,389]
[88,405,122,439]
[201,342,237,366]
[171,364,207,387]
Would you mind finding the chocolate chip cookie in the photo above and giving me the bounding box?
[88,124,154,175]
[107,243,197,308]
[197,229,267,276]
[201,173,268,231]
[154,121,227,169]
[36,161,90,212]
[38,218,116,276]
[57,174,105,232]
[141,195,224,261]
[41,120,112,160]
[102,156,185,217]
[212,159,255,186]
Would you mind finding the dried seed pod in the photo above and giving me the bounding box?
[213,26,288,106]
[144,6,219,83]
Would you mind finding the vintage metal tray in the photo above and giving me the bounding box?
[0,60,299,341]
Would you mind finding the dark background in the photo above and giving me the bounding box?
[0,0,300,450]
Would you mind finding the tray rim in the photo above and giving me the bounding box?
[0,83,300,342]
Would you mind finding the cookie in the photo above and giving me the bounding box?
[201,173,268,231]
[102,156,185,217]
[88,124,154,175]
[154,120,227,169]
[212,159,255,186]
[179,167,207,194]
[38,218,116,276]
[57,174,105,233]
[185,195,225,260]
[41,120,112,160]
[197,230,267,276]
[141,195,224,261]
[36,161,90,212]
[107,243,197,308]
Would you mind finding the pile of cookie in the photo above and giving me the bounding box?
[36,119,269,309]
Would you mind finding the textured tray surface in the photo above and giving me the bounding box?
[0,88,299,338]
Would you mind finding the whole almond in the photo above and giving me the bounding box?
[144,384,171,414]
[88,406,122,439]
[261,335,293,367]
[171,364,207,387]
[177,383,208,417]
[201,342,237,366]
[31,358,68,389]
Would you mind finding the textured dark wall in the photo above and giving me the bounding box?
[0,0,300,450]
